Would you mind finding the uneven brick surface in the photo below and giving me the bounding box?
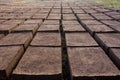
[68,47,120,79]
[95,33,120,48]
[0,0,120,80]
[0,46,24,79]
[12,24,38,34]
[13,47,62,80]
[38,25,59,32]
[66,33,98,47]
[0,33,33,48]
[63,24,85,32]
[31,32,61,46]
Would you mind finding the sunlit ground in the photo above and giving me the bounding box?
[92,0,120,8]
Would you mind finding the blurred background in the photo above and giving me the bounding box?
[0,0,120,8]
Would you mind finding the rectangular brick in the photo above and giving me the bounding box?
[12,47,62,80]
[0,24,18,33]
[109,48,120,68]
[81,20,102,25]
[95,33,120,49]
[62,9,72,14]
[0,33,33,48]
[12,24,38,34]
[38,25,59,32]
[0,46,24,79]
[68,47,120,80]
[85,24,114,35]
[63,14,76,20]
[48,14,61,20]
[31,32,61,46]
[66,33,98,47]
[24,19,42,25]
[101,20,120,26]
[32,13,48,19]
[2,20,24,25]
[62,20,79,25]
[43,20,59,25]
[77,14,94,20]
[63,24,85,32]
[91,13,112,20]
[51,9,61,14]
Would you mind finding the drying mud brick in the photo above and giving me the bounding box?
[0,24,17,33]
[91,13,112,20]
[63,14,76,20]
[38,25,59,32]
[68,47,120,80]
[66,33,98,47]
[2,20,24,25]
[43,20,59,25]
[109,48,120,69]
[0,33,33,48]
[31,32,61,46]
[48,14,61,20]
[95,33,120,49]
[63,25,85,32]
[13,47,62,80]
[77,14,94,20]
[12,24,38,34]
[81,20,102,25]
[85,24,114,35]
[32,13,48,19]
[62,20,79,25]
[24,19,42,25]
[0,46,24,79]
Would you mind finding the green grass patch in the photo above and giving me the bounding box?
[92,0,120,8]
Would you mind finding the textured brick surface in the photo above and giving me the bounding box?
[13,47,62,80]
[68,47,120,79]
[63,24,85,32]
[38,25,59,32]
[95,33,120,48]
[66,33,98,47]
[0,46,24,79]
[31,32,61,46]
[0,33,33,48]
[12,24,38,34]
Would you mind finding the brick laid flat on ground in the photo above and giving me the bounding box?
[31,32,61,46]
[12,24,38,34]
[0,46,24,79]
[48,14,61,20]
[81,20,102,25]
[66,33,98,47]
[62,20,79,25]
[85,24,114,35]
[68,47,120,80]
[0,34,4,40]
[109,48,120,68]
[38,25,59,32]
[43,20,59,25]
[24,20,42,25]
[32,13,48,19]
[13,47,62,80]
[95,33,120,48]
[0,33,33,48]
[63,25,85,32]
[0,24,17,33]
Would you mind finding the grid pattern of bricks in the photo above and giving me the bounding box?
[0,0,120,80]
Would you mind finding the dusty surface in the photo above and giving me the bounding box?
[13,47,62,80]
[0,0,120,80]
[68,47,120,77]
